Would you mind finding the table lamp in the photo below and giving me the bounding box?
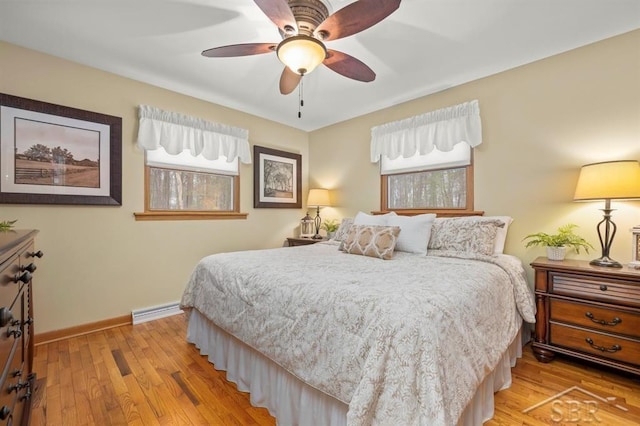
[574,160,640,268]
[307,188,331,239]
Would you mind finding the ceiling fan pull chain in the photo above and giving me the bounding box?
[298,76,304,118]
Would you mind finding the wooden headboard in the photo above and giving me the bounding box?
[371,209,484,217]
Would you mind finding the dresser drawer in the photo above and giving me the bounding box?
[0,291,23,381]
[550,272,640,307]
[550,299,640,338]
[0,339,21,425]
[549,323,640,365]
[0,256,21,313]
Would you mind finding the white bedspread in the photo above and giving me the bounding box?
[180,242,535,425]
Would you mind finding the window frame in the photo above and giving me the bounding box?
[376,150,483,217]
[134,160,247,221]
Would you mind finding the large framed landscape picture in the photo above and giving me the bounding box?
[253,145,301,208]
[0,93,122,205]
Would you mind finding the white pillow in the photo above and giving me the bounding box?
[387,214,436,255]
[353,211,397,226]
[485,216,513,254]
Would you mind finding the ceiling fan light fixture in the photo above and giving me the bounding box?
[276,35,326,75]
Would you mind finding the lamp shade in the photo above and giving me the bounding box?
[307,188,331,207]
[277,35,327,75]
[574,160,640,201]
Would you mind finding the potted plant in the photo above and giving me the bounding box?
[0,220,17,232]
[321,219,340,239]
[523,224,593,260]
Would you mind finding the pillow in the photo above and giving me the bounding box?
[485,216,513,254]
[428,217,504,256]
[386,213,436,254]
[353,211,397,226]
[343,225,401,260]
[333,218,354,242]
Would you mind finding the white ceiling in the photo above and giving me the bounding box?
[1,0,639,132]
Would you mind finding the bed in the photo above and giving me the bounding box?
[180,215,536,425]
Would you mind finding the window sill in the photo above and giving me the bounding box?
[134,211,248,221]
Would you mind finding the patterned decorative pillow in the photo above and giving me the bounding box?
[343,225,401,260]
[428,217,504,256]
[333,218,354,242]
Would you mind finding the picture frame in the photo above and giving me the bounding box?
[0,93,122,205]
[253,145,301,208]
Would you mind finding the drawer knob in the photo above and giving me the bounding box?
[13,271,31,284]
[0,406,9,420]
[27,250,43,258]
[0,307,13,328]
[7,380,27,394]
[585,337,621,353]
[22,263,36,273]
[7,329,21,339]
[599,284,608,291]
[585,312,622,326]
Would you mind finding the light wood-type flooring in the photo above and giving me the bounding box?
[32,313,640,425]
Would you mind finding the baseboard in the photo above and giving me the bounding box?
[132,301,183,325]
[34,315,131,346]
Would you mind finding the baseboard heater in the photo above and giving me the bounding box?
[131,301,183,325]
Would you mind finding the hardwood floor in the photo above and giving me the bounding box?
[32,313,640,425]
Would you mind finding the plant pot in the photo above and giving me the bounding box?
[327,231,336,240]
[546,246,566,261]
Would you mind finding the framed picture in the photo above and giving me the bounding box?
[254,145,301,208]
[0,93,122,205]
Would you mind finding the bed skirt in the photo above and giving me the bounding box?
[186,309,523,426]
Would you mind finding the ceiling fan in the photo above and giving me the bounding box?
[202,0,401,95]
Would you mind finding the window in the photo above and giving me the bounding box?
[370,100,482,216]
[380,144,474,213]
[145,147,238,213]
[134,105,250,220]
[148,168,234,211]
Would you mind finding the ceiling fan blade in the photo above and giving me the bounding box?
[254,0,297,34]
[280,67,302,94]
[323,50,375,82]
[314,0,401,41]
[202,43,276,57]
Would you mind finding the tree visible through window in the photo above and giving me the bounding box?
[148,167,234,211]
[387,167,467,209]
[380,144,474,213]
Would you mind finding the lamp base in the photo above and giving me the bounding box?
[312,234,323,240]
[590,256,622,268]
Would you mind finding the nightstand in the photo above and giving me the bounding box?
[531,257,640,375]
[286,237,324,247]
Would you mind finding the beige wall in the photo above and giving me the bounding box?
[2,29,639,334]
[0,42,309,334]
[309,29,640,274]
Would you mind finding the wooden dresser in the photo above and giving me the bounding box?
[531,257,640,375]
[0,230,40,425]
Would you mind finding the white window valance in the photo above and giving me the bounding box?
[136,105,251,164]
[370,100,482,162]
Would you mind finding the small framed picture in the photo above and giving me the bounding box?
[253,145,301,208]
